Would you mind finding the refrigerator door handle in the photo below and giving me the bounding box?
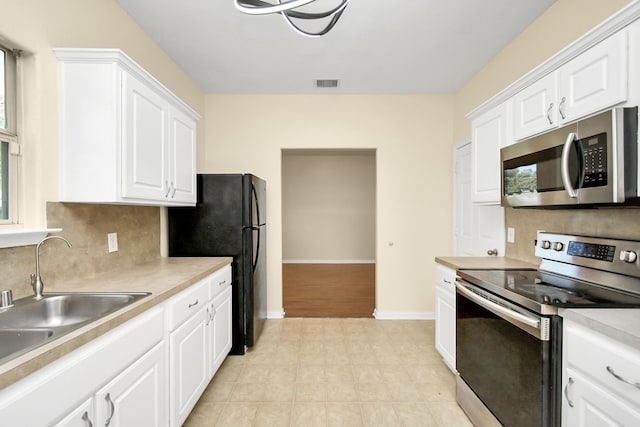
[251,226,261,272]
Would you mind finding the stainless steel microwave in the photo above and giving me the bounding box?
[501,107,638,207]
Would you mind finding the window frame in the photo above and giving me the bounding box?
[0,43,20,225]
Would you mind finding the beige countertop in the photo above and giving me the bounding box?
[560,308,640,350]
[0,256,232,390]
[435,256,537,271]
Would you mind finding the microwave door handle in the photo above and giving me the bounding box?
[562,132,578,198]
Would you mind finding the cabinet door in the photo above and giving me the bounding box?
[95,341,168,427]
[170,307,209,427]
[563,368,640,427]
[513,73,558,140]
[471,102,510,204]
[210,286,233,378]
[558,30,627,124]
[122,72,169,201]
[435,285,456,373]
[168,107,197,204]
[53,398,95,427]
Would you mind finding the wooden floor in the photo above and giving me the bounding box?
[282,263,375,317]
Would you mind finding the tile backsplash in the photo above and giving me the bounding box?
[505,206,640,264]
[2,203,160,299]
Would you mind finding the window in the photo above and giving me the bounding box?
[0,44,18,224]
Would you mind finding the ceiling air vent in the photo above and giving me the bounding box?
[315,79,339,89]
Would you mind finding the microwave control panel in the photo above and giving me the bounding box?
[579,132,607,188]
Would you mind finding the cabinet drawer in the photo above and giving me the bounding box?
[565,320,640,405]
[435,264,456,288]
[209,265,232,299]
[167,278,210,331]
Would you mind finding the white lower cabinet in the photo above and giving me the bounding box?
[56,340,167,427]
[210,286,233,377]
[168,264,233,427]
[0,264,233,426]
[435,264,457,373]
[0,305,166,426]
[170,305,210,426]
[54,398,94,427]
[562,319,640,426]
[95,341,167,427]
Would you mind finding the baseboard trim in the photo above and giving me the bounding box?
[267,310,285,319]
[373,309,435,320]
[282,259,376,264]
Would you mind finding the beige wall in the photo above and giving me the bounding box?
[204,95,454,314]
[282,149,376,261]
[1,0,205,227]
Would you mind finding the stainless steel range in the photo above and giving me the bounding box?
[455,232,640,427]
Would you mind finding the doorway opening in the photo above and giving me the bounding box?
[281,149,376,317]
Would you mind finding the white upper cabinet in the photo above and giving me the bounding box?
[513,30,628,141]
[557,30,628,124]
[471,102,511,204]
[513,73,559,140]
[55,48,200,206]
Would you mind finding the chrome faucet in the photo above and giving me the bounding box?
[31,236,72,300]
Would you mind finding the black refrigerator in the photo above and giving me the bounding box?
[168,174,266,355]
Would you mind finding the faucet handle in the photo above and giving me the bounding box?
[0,289,13,308]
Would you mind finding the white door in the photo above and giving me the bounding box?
[210,286,233,378]
[454,142,505,256]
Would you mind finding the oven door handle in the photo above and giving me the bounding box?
[455,283,541,329]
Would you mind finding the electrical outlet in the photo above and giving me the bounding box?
[507,227,515,243]
[108,232,118,253]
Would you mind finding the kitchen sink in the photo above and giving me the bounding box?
[0,329,55,362]
[0,292,150,364]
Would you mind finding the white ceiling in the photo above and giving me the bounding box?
[115,0,556,94]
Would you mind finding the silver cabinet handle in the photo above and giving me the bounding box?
[564,377,574,408]
[82,411,93,427]
[606,366,640,390]
[559,96,566,120]
[170,182,177,198]
[164,181,171,198]
[188,299,199,308]
[219,279,226,286]
[546,102,554,124]
[105,393,115,426]
[206,307,212,325]
[487,249,498,256]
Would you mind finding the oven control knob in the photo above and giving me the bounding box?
[552,242,564,252]
[541,240,552,250]
[620,250,638,263]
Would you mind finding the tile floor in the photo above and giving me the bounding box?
[184,318,473,427]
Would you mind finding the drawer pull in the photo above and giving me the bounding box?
[105,393,115,426]
[219,279,226,286]
[188,299,199,308]
[81,411,93,427]
[564,377,574,408]
[606,366,640,390]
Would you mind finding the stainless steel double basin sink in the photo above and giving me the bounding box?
[0,292,149,365]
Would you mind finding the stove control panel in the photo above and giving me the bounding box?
[536,232,640,278]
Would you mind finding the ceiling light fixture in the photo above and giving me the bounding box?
[234,0,350,38]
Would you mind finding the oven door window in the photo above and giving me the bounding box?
[456,292,556,427]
